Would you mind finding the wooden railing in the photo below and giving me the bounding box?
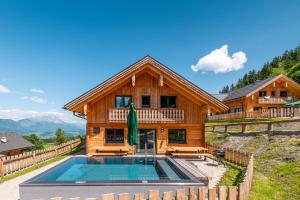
[207,107,300,120]
[257,97,292,104]
[109,108,184,123]
[205,118,300,133]
[0,139,82,178]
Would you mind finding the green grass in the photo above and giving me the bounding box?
[205,117,290,125]
[219,161,245,186]
[206,130,300,200]
[0,146,83,183]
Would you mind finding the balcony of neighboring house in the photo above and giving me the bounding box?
[108,108,184,123]
[257,96,293,104]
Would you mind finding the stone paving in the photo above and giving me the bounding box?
[190,158,227,188]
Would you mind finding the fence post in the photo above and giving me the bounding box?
[0,160,4,178]
[163,191,173,200]
[241,124,246,133]
[33,151,36,165]
[228,186,237,200]
[118,193,130,200]
[198,187,206,200]
[102,193,115,200]
[218,186,227,200]
[208,188,216,200]
[267,123,273,132]
[149,190,159,200]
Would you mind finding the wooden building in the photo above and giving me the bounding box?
[64,56,228,155]
[213,74,300,113]
[0,133,34,157]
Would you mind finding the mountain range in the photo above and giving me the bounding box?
[0,116,85,137]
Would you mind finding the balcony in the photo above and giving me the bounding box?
[109,108,184,123]
[257,97,293,104]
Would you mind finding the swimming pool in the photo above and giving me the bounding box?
[20,156,204,200]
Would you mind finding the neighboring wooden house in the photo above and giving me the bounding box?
[213,74,300,113]
[64,56,227,155]
[0,133,34,157]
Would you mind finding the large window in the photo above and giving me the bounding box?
[271,91,276,97]
[105,129,124,144]
[259,91,267,97]
[280,91,288,97]
[168,129,186,144]
[115,96,132,108]
[160,96,176,108]
[141,96,151,108]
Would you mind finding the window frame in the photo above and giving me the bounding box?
[168,129,187,144]
[280,91,288,97]
[105,129,124,144]
[141,95,151,108]
[160,96,176,108]
[115,96,132,108]
[259,91,267,97]
[271,91,276,97]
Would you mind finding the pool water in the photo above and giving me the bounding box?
[33,157,190,182]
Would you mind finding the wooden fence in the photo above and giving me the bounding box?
[207,107,300,120]
[0,139,82,178]
[48,144,253,200]
[205,118,300,133]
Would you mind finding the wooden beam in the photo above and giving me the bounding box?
[132,73,136,86]
[159,74,164,87]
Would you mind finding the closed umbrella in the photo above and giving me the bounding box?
[127,103,138,155]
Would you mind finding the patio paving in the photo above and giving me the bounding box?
[189,158,227,188]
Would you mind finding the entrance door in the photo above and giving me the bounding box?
[137,129,156,154]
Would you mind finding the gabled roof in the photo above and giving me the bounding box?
[222,74,300,102]
[212,93,228,101]
[64,55,228,112]
[0,133,34,153]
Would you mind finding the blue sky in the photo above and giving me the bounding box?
[0,0,300,122]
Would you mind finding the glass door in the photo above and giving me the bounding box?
[137,129,156,154]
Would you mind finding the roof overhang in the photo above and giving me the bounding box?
[64,56,229,113]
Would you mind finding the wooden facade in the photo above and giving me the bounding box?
[223,75,300,113]
[64,56,227,155]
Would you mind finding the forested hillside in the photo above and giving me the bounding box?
[220,45,300,93]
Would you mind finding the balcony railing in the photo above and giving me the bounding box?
[257,97,293,104]
[109,108,184,123]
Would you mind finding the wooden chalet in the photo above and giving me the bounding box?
[64,56,228,155]
[213,74,300,113]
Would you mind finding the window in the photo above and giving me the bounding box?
[115,96,132,108]
[254,107,262,111]
[105,129,124,144]
[160,96,176,108]
[234,107,243,113]
[141,96,151,108]
[280,91,288,97]
[271,91,276,97]
[93,127,100,135]
[259,91,267,97]
[168,129,186,144]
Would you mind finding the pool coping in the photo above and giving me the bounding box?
[19,155,205,187]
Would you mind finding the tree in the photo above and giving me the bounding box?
[55,128,69,145]
[23,134,45,150]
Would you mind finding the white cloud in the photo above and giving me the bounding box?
[0,109,85,124]
[30,88,45,94]
[191,45,247,73]
[20,96,48,104]
[0,84,11,93]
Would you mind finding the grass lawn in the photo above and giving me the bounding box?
[219,161,245,186]
[206,131,300,200]
[0,146,83,183]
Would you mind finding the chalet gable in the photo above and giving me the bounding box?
[64,56,228,114]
